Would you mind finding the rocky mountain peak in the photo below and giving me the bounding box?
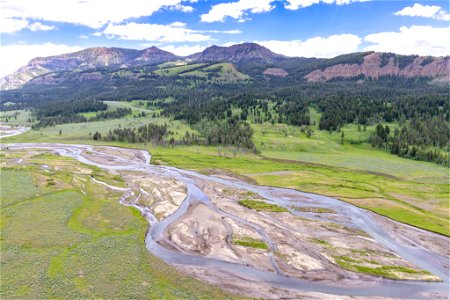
[188,42,284,62]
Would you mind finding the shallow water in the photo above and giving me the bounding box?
[0,126,30,139]
[5,143,449,298]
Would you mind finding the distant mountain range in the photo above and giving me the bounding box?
[1,43,449,90]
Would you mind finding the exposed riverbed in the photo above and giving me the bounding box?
[4,143,449,299]
[0,126,30,139]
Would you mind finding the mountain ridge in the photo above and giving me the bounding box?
[2,43,449,90]
[187,43,284,62]
[1,46,178,90]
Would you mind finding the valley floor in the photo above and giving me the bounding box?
[1,144,449,299]
[1,107,448,236]
[0,105,449,298]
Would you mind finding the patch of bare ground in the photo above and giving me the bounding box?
[158,177,441,285]
[120,171,187,220]
[80,146,147,166]
[201,168,258,185]
[263,67,288,77]
[34,172,71,189]
[174,264,387,300]
[166,203,247,263]
[370,212,450,263]
[92,146,148,163]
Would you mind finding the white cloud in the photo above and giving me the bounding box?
[160,44,206,56]
[0,17,58,33]
[364,25,450,56]
[256,26,450,58]
[201,0,275,22]
[0,43,83,78]
[200,0,368,22]
[284,0,369,10]
[221,41,244,47]
[1,0,186,29]
[169,4,194,13]
[101,22,211,42]
[27,22,57,32]
[394,3,450,21]
[224,30,242,34]
[0,17,29,33]
[255,34,362,57]
[171,22,187,27]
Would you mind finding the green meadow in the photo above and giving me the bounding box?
[0,109,33,126]
[252,121,445,181]
[1,101,196,144]
[0,152,229,299]
[153,62,250,83]
[154,63,206,76]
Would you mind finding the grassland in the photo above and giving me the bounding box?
[157,61,188,68]
[232,236,269,250]
[2,101,197,144]
[181,63,250,83]
[333,256,433,280]
[0,109,33,126]
[0,151,230,299]
[252,108,446,180]
[154,63,206,76]
[153,62,249,83]
[238,199,289,212]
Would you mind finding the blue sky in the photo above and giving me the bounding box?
[1,0,449,77]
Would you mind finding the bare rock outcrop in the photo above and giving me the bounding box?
[305,53,450,82]
[263,67,288,77]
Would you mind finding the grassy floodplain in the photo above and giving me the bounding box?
[0,151,229,299]
[150,145,448,236]
[1,102,448,236]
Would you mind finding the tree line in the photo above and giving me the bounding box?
[369,116,449,166]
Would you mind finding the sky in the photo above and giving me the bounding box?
[1,0,449,77]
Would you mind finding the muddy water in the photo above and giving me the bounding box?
[5,143,449,298]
